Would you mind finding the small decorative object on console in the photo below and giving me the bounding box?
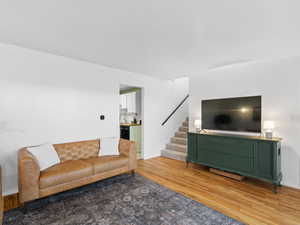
[264,120,275,139]
[194,119,201,132]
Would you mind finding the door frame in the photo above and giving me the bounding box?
[119,84,144,159]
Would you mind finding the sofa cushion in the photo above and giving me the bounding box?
[27,144,60,171]
[99,137,119,156]
[53,140,100,162]
[40,160,93,189]
[84,156,128,174]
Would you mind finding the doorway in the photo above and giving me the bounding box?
[119,84,143,159]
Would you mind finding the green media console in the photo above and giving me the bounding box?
[187,132,282,193]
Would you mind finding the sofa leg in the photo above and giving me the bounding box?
[130,170,135,176]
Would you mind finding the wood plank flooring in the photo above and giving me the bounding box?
[4,157,300,225]
[3,194,20,211]
[137,157,300,225]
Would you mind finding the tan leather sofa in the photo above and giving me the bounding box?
[18,138,137,203]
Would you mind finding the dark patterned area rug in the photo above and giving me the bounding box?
[4,174,243,225]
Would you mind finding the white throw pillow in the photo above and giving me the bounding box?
[100,137,120,156]
[27,144,60,171]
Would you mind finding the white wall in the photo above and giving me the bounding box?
[189,57,300,189]
[0,43,188,195]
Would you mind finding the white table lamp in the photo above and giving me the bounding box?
[194,119,201,132]
[263,121,275,139]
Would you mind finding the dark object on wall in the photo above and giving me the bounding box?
[187,132,282,193]
[100,115,105,120]
[202,96,261,133]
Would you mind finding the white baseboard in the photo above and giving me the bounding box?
[282,182,300,190]
[143,153,160,160]
[3,188,18,197]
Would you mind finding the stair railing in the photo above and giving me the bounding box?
[161,94,189,126]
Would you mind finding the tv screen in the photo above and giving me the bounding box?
[201,96,261,133]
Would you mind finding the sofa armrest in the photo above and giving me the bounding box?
[18,148,40,203]
[119,139,137,171]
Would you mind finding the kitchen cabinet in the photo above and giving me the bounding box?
[120,125,142,157]
[120,92,136,113]
[130,126,142,156]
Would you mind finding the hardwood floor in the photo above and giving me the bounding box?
[137,157,300,225]
[3,194,20,212]
[4,157,300,225]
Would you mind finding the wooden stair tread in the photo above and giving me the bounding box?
[167,143,187,149]
[162,149,187,155]
[172,137,187,140]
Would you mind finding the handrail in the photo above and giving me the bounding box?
[161,94,189,126]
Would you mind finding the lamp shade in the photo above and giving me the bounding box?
[194,119,201,129]
[263,121,275,130]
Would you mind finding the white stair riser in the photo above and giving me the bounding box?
[171,137,187,145]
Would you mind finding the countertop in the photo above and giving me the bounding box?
[189,131,282,142]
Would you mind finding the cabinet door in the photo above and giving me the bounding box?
[187,133,197,162]
[256,142,274,180]
[126,92,136,113]
[120,92,136,112]
[120,94,127,109]
[130,126,141,153]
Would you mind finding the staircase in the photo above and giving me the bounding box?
[161,118,188,161]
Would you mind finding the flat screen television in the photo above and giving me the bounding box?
[201,96,261,133]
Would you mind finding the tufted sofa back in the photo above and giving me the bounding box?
[53,139,100,162]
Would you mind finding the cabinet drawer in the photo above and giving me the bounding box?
[198,148,254,174]
[197,135,255,158]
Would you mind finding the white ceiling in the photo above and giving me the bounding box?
[0,0,300,79]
